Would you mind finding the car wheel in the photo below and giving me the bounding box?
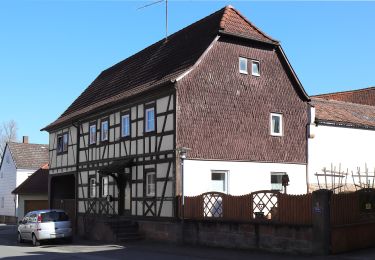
[32,234,40,246]
[17,232,24,243]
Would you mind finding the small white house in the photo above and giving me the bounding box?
[0,137,48,222]
[308,97,375,192]
[12,165,49,220]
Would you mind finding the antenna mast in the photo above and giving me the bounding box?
[138,0,169,41]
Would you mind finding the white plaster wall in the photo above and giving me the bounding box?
[183,160,307,196]
[17,194,48,220]
[0,147,17,216]
[0,146,38,217]
[308,125,375,189]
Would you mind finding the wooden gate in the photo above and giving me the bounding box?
[330,188,375,253]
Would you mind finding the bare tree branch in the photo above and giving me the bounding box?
[0,120,18,158]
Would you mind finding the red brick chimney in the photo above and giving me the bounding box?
[23,136,29,144]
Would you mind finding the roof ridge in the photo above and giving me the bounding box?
[313,86,375,97]
[312,97,375,110]
[223,5,279,43]
[8,141,48,146]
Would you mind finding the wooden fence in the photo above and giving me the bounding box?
[330,188,375,226]
[179,191,312,225]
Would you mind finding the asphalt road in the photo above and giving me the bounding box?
[0,224,374,260]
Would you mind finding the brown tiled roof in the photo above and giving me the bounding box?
[8,142,49,169]
[12,166,48,195]
[43,5,278,131]
[314,87,375,106]
[312,97,375,129]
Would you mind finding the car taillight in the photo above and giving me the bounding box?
[37,215,42,223]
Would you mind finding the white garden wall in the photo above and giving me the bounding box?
[308,124,375,191]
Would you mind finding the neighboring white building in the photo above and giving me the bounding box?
[12,166,49,220]
[308,97,375,192]
[0,137,48,222]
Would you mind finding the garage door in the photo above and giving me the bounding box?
[24,200,49,215]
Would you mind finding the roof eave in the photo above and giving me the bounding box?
[42,80,176,132]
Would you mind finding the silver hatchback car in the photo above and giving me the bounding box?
[18,209,72,246]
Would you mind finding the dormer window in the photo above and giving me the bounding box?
[252,60,260,76]
[239,57,248,74]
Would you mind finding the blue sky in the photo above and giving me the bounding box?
[0,1,374,144]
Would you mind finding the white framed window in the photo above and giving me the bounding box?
[121,114,130,137]
[252,60,260,76]
[146,172,155,197]
[239,57,248,74]
[101,176,109,197]
[271,172,286,191]
[101,120,109,141]
[89,178,96,198]
[145,108,155,132]
[89,124,97,145]
[1,197,4,208]
[211,171,228,193]
[270,113,283,136]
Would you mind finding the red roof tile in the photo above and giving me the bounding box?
[43,6,278,131]
[312,97,375,129]
[314,86,375,106]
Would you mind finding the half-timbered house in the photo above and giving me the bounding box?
[43,6,310,233]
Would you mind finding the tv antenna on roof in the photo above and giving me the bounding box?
[138,0,169,41]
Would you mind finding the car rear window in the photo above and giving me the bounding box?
[41,212,69,222]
